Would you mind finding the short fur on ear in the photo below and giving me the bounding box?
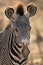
[5,7,14,19]
[27,3,37,17]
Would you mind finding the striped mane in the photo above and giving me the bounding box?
[16,4,24,16]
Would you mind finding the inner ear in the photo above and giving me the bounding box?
[27,4,37,17]
[5,7,14,19]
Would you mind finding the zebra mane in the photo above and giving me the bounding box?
[16,3,24,16]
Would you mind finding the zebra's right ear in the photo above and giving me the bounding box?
[5,7,14,19]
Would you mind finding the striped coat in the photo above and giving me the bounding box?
[0,23,29,65]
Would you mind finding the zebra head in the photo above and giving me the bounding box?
[5,3,37,57]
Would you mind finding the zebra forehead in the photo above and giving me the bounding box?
[15,15,29,27]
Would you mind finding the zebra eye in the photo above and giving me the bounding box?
[28,25,31,31]
[15,28,18,32]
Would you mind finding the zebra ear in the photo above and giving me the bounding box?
[27,3,37,17]
[5,7,14,19]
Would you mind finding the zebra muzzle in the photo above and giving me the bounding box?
[22,43,30,58]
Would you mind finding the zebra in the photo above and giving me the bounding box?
[0,2,37,65]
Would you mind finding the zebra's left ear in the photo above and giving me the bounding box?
[27,3,37,18]
[5,7,14,19]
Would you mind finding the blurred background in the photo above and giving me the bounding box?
[0,0,43,65]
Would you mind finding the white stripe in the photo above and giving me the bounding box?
[10,51,20,61]
[12,46,20,55]
[13,43,22,53]
[9,56,19,65]
[21,59,27,65]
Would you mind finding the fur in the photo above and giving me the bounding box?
[16,3,24,16]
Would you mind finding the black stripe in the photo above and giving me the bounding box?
[14,44,20,54]
[15,36,22,48]
[9,52,20,64]
[21,58,26,64]
[11,46,21,59]
[8,33,11,48]
[11,33,21,59]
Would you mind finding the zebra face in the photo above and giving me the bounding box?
[5,3,37,45]
[14,15,31,45]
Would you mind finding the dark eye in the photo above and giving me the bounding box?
[29,26,31,31]
[15,28,18,32]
